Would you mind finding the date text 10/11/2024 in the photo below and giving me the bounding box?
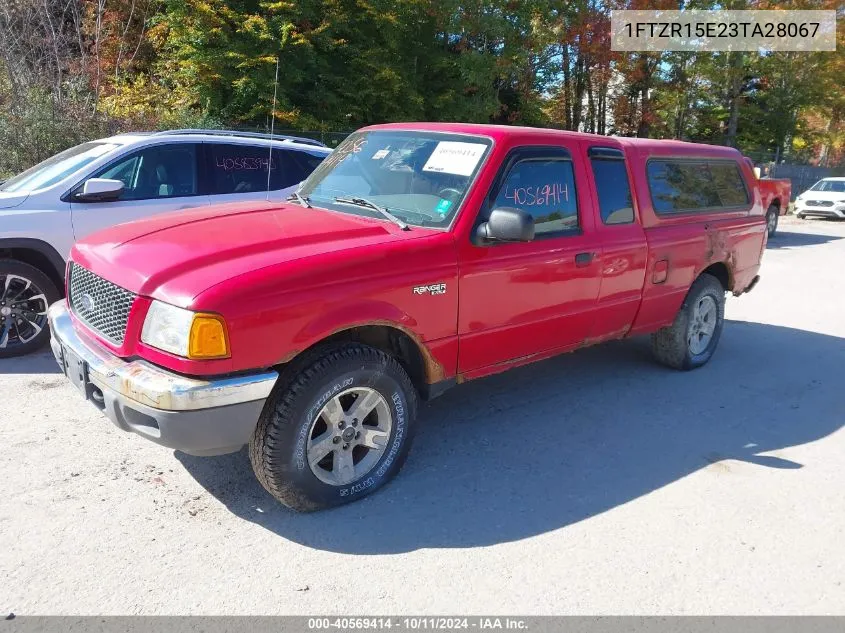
[307,617,529,630]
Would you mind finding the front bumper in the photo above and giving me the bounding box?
[795,203,845,218]
[48,301,278,456]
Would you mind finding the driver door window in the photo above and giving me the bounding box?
[92,144,199,201]
[492,158,579,235]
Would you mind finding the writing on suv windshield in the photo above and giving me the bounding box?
[298,130,492,227]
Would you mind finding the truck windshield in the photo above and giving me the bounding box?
[809,180,845,193]
[0,142,120,193]
[298,130,492,227]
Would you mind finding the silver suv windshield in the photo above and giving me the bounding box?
[809,179,845,193]
[298,130,492,227]
[1,142,120,193]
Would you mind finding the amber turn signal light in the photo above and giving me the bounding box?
[187,313,230,359]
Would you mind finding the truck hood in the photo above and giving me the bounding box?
[71,201,435,307]
[798,190,845,201]
[0,191,29,210]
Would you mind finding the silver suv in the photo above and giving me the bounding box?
[0,129,331,357]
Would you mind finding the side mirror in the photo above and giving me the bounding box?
[75,178,125,202]
[476,207,535,243]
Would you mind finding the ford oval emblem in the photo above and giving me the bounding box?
[79,293,96,312]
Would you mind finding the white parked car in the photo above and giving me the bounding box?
[0,129,331,357]
[795,177,845,220]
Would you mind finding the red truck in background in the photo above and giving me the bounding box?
[48,123,767,511]
[743,157,792,237]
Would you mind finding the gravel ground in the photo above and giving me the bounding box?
[1,215,844,615]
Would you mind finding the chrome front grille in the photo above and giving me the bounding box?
[68,263,136,345]
[806,200,834,207]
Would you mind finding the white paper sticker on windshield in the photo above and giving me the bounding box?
[422,142,486,177]
[372,149,390,160]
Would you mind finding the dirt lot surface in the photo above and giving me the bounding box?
[1,216,844,615]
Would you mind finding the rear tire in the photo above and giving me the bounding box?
[0,259,60,358]
[249,343,418,511]
[766,205,779,237]
[651,273,725,371]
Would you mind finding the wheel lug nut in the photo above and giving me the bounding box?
[343,444,349,450]
[355,431,360,439]
[352,419,357,426]
[332,437,340,444]
[338,421,345,429]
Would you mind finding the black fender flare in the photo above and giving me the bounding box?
[0,237,67,283]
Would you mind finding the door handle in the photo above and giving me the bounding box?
[575,252,594,267]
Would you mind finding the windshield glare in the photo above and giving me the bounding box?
[1,142,120,193]
[809,180,845,193]
[298,130,492,227]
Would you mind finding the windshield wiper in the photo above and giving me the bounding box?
[334,196,409,231]
[287,191,312,208]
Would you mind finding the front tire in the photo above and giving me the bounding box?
[249,344,418,511]
[651,273,725,370]
[0,259,60,358]
[766,205,779,237]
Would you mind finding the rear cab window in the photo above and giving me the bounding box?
[647,159,750,214]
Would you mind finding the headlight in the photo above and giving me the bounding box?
[141,300,230,359]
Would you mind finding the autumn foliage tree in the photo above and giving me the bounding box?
[0,0,843,177]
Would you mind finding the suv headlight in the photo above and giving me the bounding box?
[141,300,230,359]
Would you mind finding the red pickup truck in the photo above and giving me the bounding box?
[743,157,791,237]
[48,123,766,511]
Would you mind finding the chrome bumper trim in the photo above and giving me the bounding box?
[48,301,278,412]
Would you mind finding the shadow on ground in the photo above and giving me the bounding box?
[177,320,844,553]
[767,226,844,249]
[0,349,60,374]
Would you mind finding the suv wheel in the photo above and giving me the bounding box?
[0,259,60,358]
[651,273,725,370]
[249,344,418,511]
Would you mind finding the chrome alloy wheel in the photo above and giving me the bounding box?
[688,295,718,355]
[306,387,393,486]
[0,274,49,350]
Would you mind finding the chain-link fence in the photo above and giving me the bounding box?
[767,164,840,200]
